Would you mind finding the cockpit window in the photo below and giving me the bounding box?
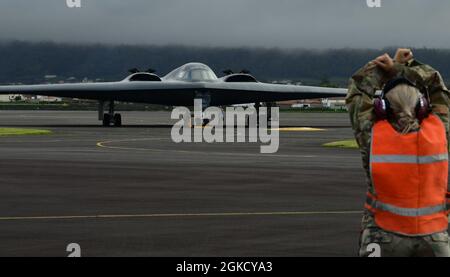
[189,69,217,81]
[163,63,218,82]
[129,73,161,82]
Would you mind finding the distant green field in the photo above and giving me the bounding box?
[323,139,358,149]
[0,128,52,136]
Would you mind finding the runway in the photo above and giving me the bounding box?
[0,110,366,257]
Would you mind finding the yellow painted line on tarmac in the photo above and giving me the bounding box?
[193,127,326,132]
[0,210,362,221]
[96,139,323,158]
[188,124,326,132]
[96,139,195,154]
[96,137,166,151]
[97,140,139,150]
[272,127,326,132]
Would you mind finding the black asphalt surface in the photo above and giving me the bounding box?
[0,110,366,257]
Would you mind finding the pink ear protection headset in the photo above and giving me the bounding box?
[373,77,430,121]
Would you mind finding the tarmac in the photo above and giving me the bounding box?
[0,110,368,257]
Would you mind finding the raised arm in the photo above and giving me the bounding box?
[346,62,385,134]
[346,57,387,153]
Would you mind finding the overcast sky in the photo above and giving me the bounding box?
[0,0,449,49]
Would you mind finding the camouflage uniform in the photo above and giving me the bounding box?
[346,59,450,257]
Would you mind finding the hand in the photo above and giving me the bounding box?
[373,53,396,77]
[394,48,413,64]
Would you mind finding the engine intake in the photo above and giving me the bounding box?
[223,74,257,83]
[127,73,162,82]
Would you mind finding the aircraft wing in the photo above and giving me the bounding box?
[0,81,203,106]
[0,81,347,106]
[203,82,347,105]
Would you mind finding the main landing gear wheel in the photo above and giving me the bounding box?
[113,114,122,127]
[102,113,111,127]
[102,113,122,127]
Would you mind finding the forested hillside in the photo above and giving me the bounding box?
[1,41,450,86]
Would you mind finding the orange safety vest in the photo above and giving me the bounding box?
[366,113,450,236]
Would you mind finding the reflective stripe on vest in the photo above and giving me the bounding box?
[371,153,448,164]
[366,196,447,217]
[368,113,449,236]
